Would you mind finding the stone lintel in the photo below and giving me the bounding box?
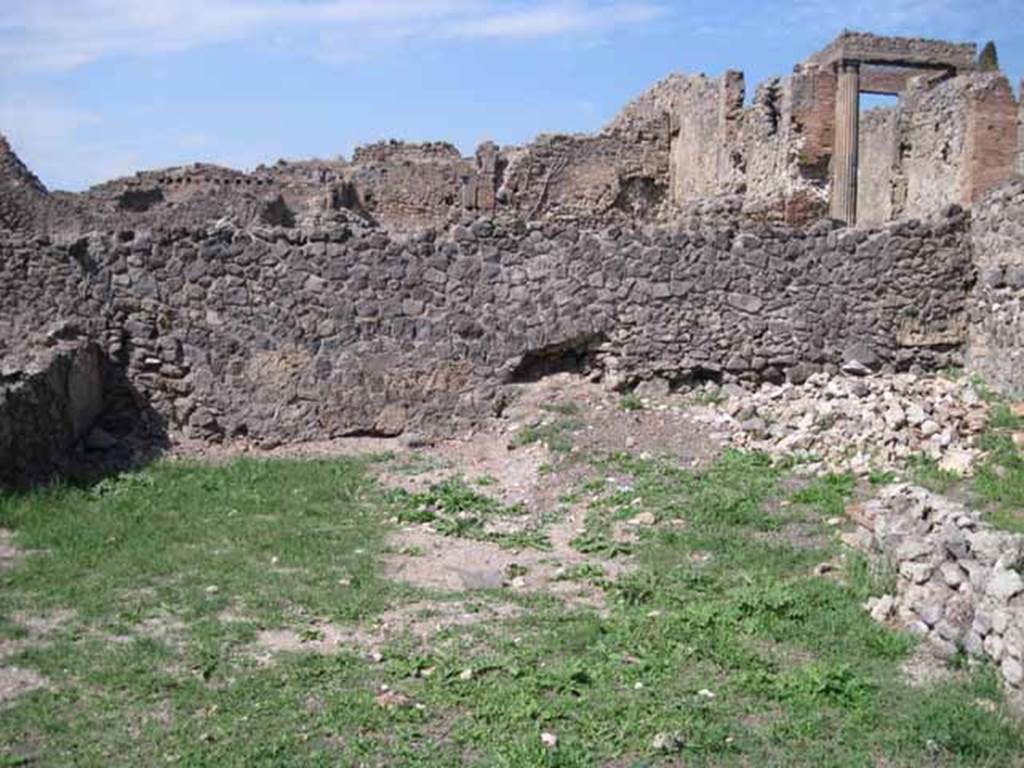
[809,32,977,73]
[859,65,950,96]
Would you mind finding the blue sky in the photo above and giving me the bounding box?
[1,0,1021,192]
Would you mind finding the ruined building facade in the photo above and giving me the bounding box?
[1,32,1024,485]
[2,32,1020,237]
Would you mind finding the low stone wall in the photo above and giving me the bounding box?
[969,180,1024,395]
[853,484,1024,696]
[0,339,105,486]
[0,210,973,446]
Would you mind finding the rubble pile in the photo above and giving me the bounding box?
[715,372,990,475]
[849,484,1024,696]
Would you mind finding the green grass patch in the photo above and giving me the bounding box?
[619,393,645,412]
[790,472,856,518]
[907,454,960,495]
[974,428,1024,533]
[1,451,1021,766]
[389,477,550,551]
[511,416,583,454]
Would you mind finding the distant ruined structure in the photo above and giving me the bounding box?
[1,31,1023,486]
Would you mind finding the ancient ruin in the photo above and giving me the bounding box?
[3,31,1024,706]
[2,32,1023,475]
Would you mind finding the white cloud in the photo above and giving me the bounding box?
[445,2,663,39]
[0,98,141,190]
[0,0,666,72]
[778,0,1018,36]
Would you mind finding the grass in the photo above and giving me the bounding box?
[790,472,856,518]
[389,476,550,551]
[904,389,1024,533]
[692,385,727,406]
[973,403,1024,533]
[513,397,588,454]
[619,393,645,412]
[907,454,961,495]
[1,451,1022,766]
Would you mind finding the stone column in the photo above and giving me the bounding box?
[830,61,861,225]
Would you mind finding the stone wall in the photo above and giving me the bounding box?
[0,136,49,233]
[857,108,898,227]
[349,142,473,232]
[853,484,1024,697]
[0,209,972,445]
[968,180,1024,394]
[497,78,674,224]
[0,339,105,486]
[667,69,833,226]
[669,72,745,204]
[854,73,1021,226]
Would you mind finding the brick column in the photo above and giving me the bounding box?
[1018,78,1024,177]
[830,61,861,225]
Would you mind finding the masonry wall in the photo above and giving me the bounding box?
[498,77,676,224]
[669,68,833,226]
[857,108,898,227]
[0,210,973,445]
[0,340,105,485]
[968,180,1024,394]
[853,73,1022,226]
[670,72,745,204]
[854,484,1024,698]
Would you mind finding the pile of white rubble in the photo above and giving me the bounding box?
[708,373,991,475]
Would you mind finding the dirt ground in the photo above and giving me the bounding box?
[185,375,724,625]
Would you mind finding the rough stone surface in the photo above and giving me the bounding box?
[853,484,1024,695]
[0,338,105,486]
[0,209,973,447]
[968,180,1024,394]
[691,372,990,475]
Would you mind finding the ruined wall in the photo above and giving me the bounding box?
[348,142,473,232]
[0,339,105,486]
[968,180,1024,394]
[856,73,1022,225]
[0,135,49,233]
[1019,79,1024,177]
[965,76,1020,204]
[670,72,745,203]
[498,78,675,223]
[854,484,1024,698]
[0,210,972,445]
[668,67,833,226]
[898,77,973,219]
[858,108,898,227]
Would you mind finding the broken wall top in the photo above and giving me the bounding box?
[806,31,977,71]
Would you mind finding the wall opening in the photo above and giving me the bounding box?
[857,92,900,227]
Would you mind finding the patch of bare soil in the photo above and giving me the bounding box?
[0,667,46,707]
[0,609,76,662]
[900,642,965,688]
[251,599,520,663]
[383,522,631,609]
[171,434,404,463]
[107,614,189,651]
[177,374,730,659]
[0,529,19,572]
[376,375,722,606]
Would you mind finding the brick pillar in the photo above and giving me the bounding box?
[1018,78,1024,177]
[830,61,861,225]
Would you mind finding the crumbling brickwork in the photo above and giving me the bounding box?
[2,32,1020,239]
